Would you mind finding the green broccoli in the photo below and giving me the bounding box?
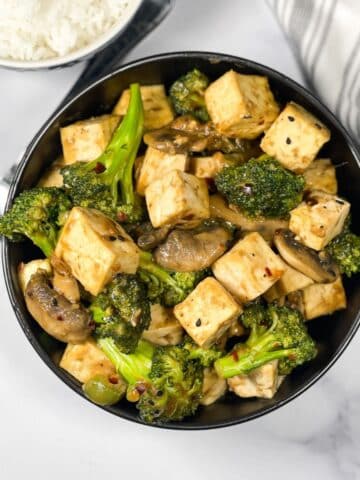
[61,83,144,223]
[214,304,317,378]
[181,336,222,367]
[326,227,360,277]
[215,156,305,218]
[138,251,208,306]
[169,68,210,121]
[98,337,203,424]
[91,274,151,353]
[0,187,71,257]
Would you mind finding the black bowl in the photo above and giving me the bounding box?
[3,52,360,429]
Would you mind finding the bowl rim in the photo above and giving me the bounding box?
[3,51,360,430]
[0,0,143,70]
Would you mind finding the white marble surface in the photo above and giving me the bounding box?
[0,1,359,479]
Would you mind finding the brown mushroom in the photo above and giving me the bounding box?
[274,229,338,283]
[154,222,232,272]
[51,255,80,303]
[210,194,288,242]
[144,115,261,156]
[136,222,172,250]
[25,271,94,343]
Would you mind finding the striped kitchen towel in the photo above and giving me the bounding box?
[268,0,360,142]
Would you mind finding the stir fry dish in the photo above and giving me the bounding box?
[2,69,360,424]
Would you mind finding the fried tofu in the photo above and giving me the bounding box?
[289,191,350,250]
[192,152,229,178]
[205,70,279,139]
[142,304,184,346]
[212,232,285,302]
[264,262,314,302]
[200,368,227,406]
[113,85,174,130]
[60,339,117,383]
[303,158,337,194]
[136,147,188,196]
[260,102,330,173]
[60,114,120,164]
[145,170,210,228]
[37,158,65,188]
[55,207,139,296]
[302,277,347,320]
[174,278,242,348]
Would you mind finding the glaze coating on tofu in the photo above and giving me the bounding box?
[145,170,210,228]
[60,339,117,383]
[55,207,139,296]
[260,102,330,172]
[302,277,346,320]
[227,360,283,399]
[142,304,184,346]
[303,158,337,194]
[264,262,313,302]
[60,114,120,164]
[289,191,350,250]
[192,152,230,179]
[136,146,188,196]
[212,232,285,302]
[174,277,242,348]
[200,368,227,406]
[205,70,279,139]
[113,84,174,130]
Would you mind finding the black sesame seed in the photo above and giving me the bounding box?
[51,298,58,307]
[108,235,117,241]
[286,137,292,145]
[335,199,345,205]
[195,319,202,327]
[243,114,252,119]
[314,123,322,129]
[288,115,295,122]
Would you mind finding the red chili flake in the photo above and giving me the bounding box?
[94,162,105,173]
[108,375,119,385]
[57,315,63,321]
[265,267,272,276]
[117,211,128,222]
[232,350,239,362]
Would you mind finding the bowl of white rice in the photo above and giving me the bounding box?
[0,0,143,69]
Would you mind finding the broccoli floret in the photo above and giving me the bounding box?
[138,251,208,306]
[169,68,210,122]
[215,156,305,218]
[91,274,151,354]
[181,336,222,367]
[98,337,203,424]
[0,187,71,257]
[326,227,360,277]
[61,83,144,223]
[214,304,317,378]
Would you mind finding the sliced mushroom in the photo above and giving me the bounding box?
[51,255,80,304]
[274,229,338,283]
[154,222,232,272]
[210,194,288,242]
[144,115,261,156]
[136,222,172,250]
[25,271,94,343]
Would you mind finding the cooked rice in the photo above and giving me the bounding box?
[0,0,133,61]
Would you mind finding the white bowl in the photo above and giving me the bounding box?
[0,0,143,70]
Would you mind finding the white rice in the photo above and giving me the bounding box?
[0,0,133,61]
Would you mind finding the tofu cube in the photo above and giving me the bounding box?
[142,304,184,346]
[136,147,188,196]
[60,114,120,164]
[212,232,285,302]
[37,158,65,188]
[205,70,279,139]
[289,190,350,250]
[18,259,52,293]
[113,85,174,130]
[174,277,242,348]
[260,102,331,172]
[264,262,313,302]
[303,158,337,194]
[145,170,210,228]
[227,360,284,399]
[60,339,117,383]
[302,277,346,320]
[192,152,229,178]
[55,207,139,295]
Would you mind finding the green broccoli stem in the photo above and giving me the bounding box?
[86,83,144,208]
[215,347,296,379]
[138,251,183,295]
[32,232,57,257]
[98,337,154,400]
